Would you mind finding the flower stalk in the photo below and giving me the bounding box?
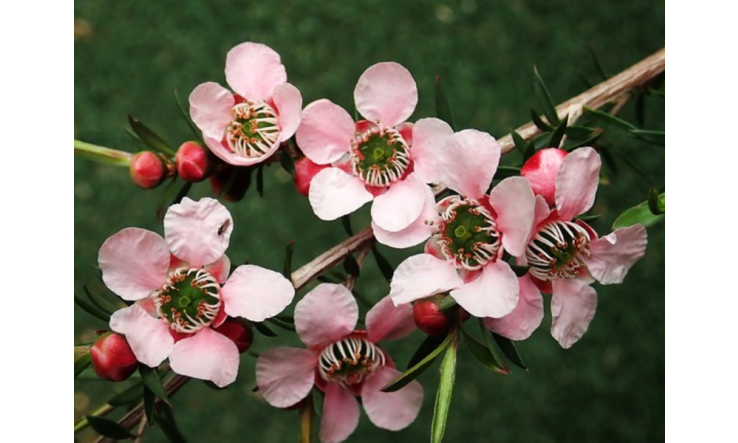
[74,139,133,167]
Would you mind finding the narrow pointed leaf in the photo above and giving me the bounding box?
[253,321,278,337]
[431,333,458,443]
[154,404,188,443]
[74,294,110,322]
[83,284,117,315]
[511,130,528,155]
[407,333,448,369]
[172,181,193,208]
[371,246,394,282]
[174,88,204,144]
[343,253,360,278]
[461,328,509,374]
[435,75,456,130]
[635,93,646,127]
[630,129,665,146]
[533,67,559,126]
[128,114,176,156]
[75,346,92,378]
[86,415,135,439]
[256,164,265,197]
[577,213,602,223]
[382,332,454,393]
[509,265,529,277]
[492,332,527,370]
[108,381,144,407]
[568,131,602,150]
[280,152,295,177]
[564,125,596,139]
[547,115,569,149]
[531,109,553,131]
[340,214,353,236]
[648,188,665,215]
[139,366,171,405]
[612,200,665,229]
[267,317,296,332]
[143,384,156,425]
[283,241,294,280]
[585,107,636,131]
[155,177,180,221]
[493,166,522,180]
[478,319,510,372]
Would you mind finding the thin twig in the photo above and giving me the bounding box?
[133,414,147,443]
[344,241,372,292]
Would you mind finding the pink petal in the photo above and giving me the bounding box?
[389,254,464,306]
[533,194,552,228]
[362,366,423,431]
[188,82,234,140]
[203,134,276,167]
[295,99,354,165]
[555,147,602,220]
[169,327,240,387]
[320,383,361,443]
[256,347,317,408]
[221,265,295,322]
[584,224,647,285]
[109,305,173,367]
[520,148,568,206]
[204,254,230,284]
[308,168,373,221]
[372,184,439,249]
[484,274,544,340]
[410,118,454,183]
[488,177,536,257]
[272,83,302,141]
[163,197,232,268]
[439,129,501,199]
[371,174,428,232]
[366,296,415,343]
[397,122,414,146]
[550,278,598,349]
[354,62,418,127]
[98,228,169,301]
[450,261,519,318]
[294,283,358,348]
[225,42,286,101]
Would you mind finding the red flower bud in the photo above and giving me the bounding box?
[130,151,168,189]
[413,299,450,337]
[90,333,138,382]
[214,319,254,353]
[520,148,568,206]
[176,141,213,182]
[294,157,329,197]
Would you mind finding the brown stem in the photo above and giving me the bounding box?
[344,241,372,292]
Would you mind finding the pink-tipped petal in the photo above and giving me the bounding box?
[320,383,361,443]
[410,117,454,183]
[189,82,235,139]
[256,347,318,408]
[362,367,423,431]
[295,283,358,348]
[221,265,295,322]
[109,305,173,367]
[169,328,239,387]
[484,275,544,340]
[521,148,568,206]
[225,42,287,100]
[372,185,438,248]
[555,147,602,220]
[308,168,373,221]
[296,99,354,165]
[366,296,415,343]
[550,279,598,349]
[204,254,230,284]
[584,224,647,285]
[354,62,418,127]
[450,261,519,318]
[489,177,536,257]
[371,174,428,232]
[99,228,169,301]
[272,83,302,141]
[533,194,552,228]
[163,197,232,268]
[439,129,501,199]
[389,254,464,306]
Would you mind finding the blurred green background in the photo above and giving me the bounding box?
[74,1,665,441]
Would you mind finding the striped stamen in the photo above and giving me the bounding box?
[317,335,385,387]
[526,220,591,280]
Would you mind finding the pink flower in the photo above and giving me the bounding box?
[295,62,453,235]
[256,284,423,443]
[485,147,648,348]
[98,197,295,387]
[189,42,302,166]
[388,129,537,319]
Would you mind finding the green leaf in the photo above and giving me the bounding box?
[382,332,454,393]
[531,109,553,132]
[172,181,193,208]
[74,294,110,322]
[564,125,596,139]
[371,246,394,282]
[494,166,521,180]
[253,321,278,337]
[567,131,602,150]
[533,66,559,126]
[492,333,527,370]
[139,366,171,406]
[128,114,176,156]
[589,47,609,80]
[154,404,188,443]
[155,177,181,221]
[509,265,529,277]
[431,333,458,443]
[280,152,295,177]
[143,384,156,425]
[478,319,509,372]
[340,214,353,236]
[108,381,144,407]
[343,254,360,278]
[584,107,637,131]
[283,241,294,280]
[83,284,117,315]
[407,333,448,369]
[635,93,646,127]
[577,213,602,223]
[612,199,665,229]
[630,129,665,146]
[256,164,265,197]
[267,317,296,332]
[648,188,665,215]
[460,328,509,374]
[547,115,569,149]
[174,89,204,144]
[511,130,529,155]
[86,415,134,440]
[435,75,456,130]
[75,346,92,378]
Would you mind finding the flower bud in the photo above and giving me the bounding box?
[294,157,329,197]
[176,141,213,182]
[214,319,254,353]
[520,148,568,206]
[90,332,138,382]
[130,151,168,189]
[413,298,450,337]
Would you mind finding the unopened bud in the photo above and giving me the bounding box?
[130,151,168,189]
[90,332,138,382]
[413,298,450,337]
[176,141,213,182]
[214,319,254,353]
[520,148,568,206]
[294,157,329,197]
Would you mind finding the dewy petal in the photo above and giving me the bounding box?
[366,296,415,343]
[308,168,373,221]
[188,82,234,140]
[296,99,354,165]
[389,254,464,306]
[109,305,173,367]
[169,328,240,387]
[98,228,169,301]
[584,224,647,285]
[221,265,295,322]
[488,177,536,257]
[439,129,501,199]
[272,83,302,141]
[320,383,361,443]
[256,347,317,408]
[362,367,424,431]
[450,261,519,318]
[550,278,598,349]
[372,184,439,249]
[484,274,544,341]
[225,42,287,101]
[163,197,232,268]
[410,117,454,183]
[555,146,602,220]
[294,283,358,348]
[204,254,230,284]
[371,173,428,232]
[354,62,418,127]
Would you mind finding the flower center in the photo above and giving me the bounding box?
[350,127,410,187]
[154,268,222,333]
[525,220,591,280]
[317,335,385,387]
[437,196,501,271]
[225,100,280,160]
